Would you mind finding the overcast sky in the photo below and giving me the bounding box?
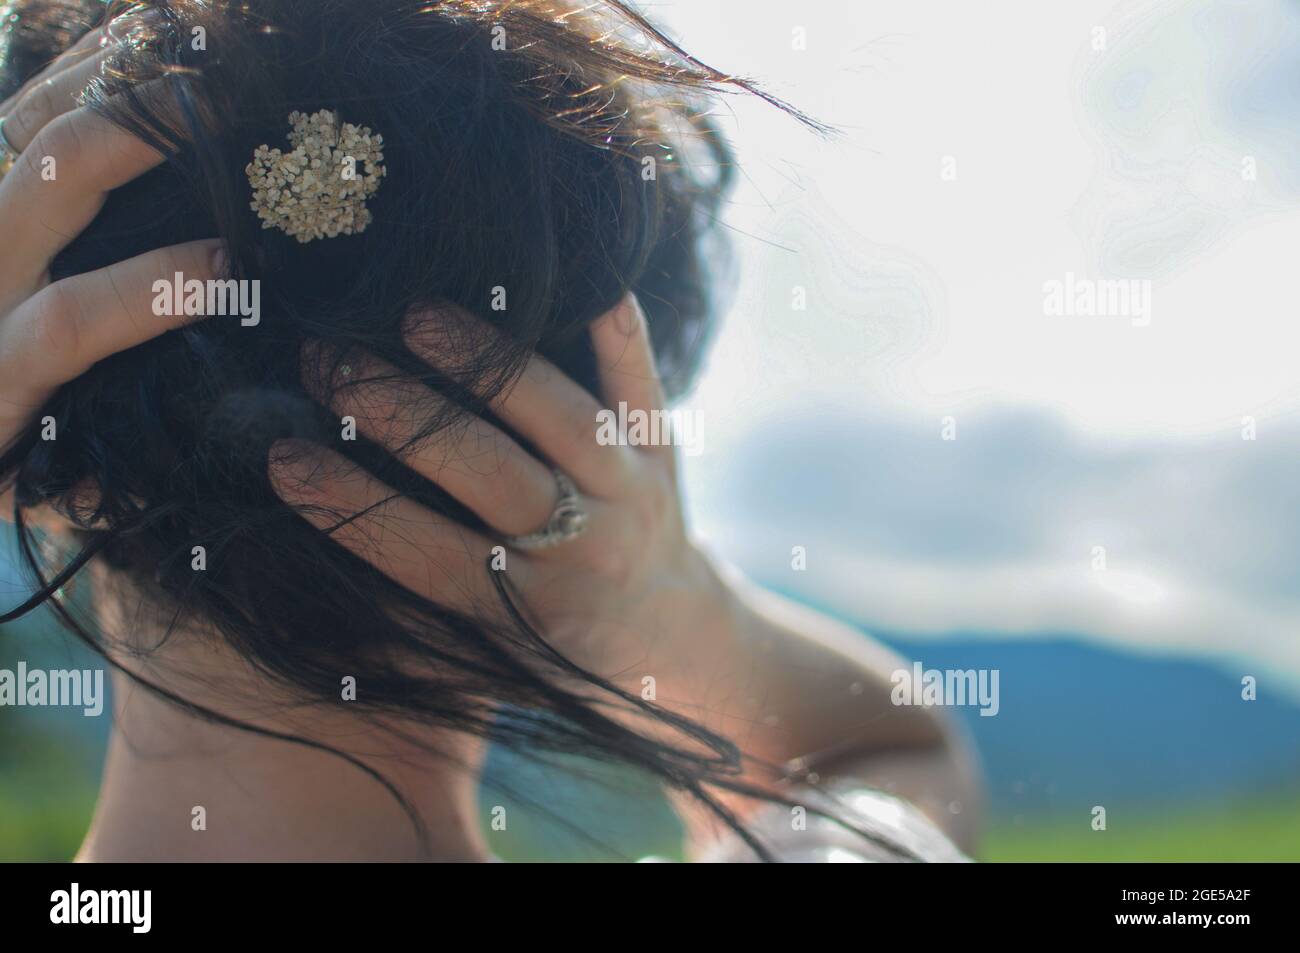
[662,0,1300,692]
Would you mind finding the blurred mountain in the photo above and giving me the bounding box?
[880,633,1300,818]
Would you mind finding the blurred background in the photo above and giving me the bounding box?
[4,0,1300,860]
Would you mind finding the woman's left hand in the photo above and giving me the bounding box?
[270,296,980,842]
[269,295,740,699]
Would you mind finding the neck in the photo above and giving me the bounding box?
[78,573,489,862]
[78,669,488,862]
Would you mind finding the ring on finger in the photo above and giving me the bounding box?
[0,117,21,179]
[503,469,589,551]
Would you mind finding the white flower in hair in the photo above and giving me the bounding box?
[246,110,386,244]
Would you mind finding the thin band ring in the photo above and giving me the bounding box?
[503,468,589,551]
[0,116,21,178]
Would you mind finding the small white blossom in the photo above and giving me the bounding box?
[245,110,386,244]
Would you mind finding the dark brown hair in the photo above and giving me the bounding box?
[0,0,852,860]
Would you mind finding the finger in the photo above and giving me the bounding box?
[592,294,666,415]
[404,310,636,499]
[0,44,115,154]
[305,348,562,537]
[590,294,672,461]
[268,441,513,616]
[0,238,224,435]
[0,102,168,289]
[0,10,145,116]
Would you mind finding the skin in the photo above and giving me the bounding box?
[1,13,979,861]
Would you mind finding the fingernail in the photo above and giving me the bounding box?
[602,294,640,335]
[268,439,321,496]
[211,245,229,278]
[107,7,163,41]
[120,6,166,26]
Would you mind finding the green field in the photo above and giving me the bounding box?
[981,798,1300,862]
[4,747,1297,862]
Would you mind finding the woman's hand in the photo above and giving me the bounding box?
[269,296,979,853]
[268,296,740,702]
[0,12,223,519]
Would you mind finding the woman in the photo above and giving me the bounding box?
[0,0,977,861]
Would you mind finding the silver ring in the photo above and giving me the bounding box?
[504,468,589,551]
[0,116,20,160]
[0,117,19,177]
